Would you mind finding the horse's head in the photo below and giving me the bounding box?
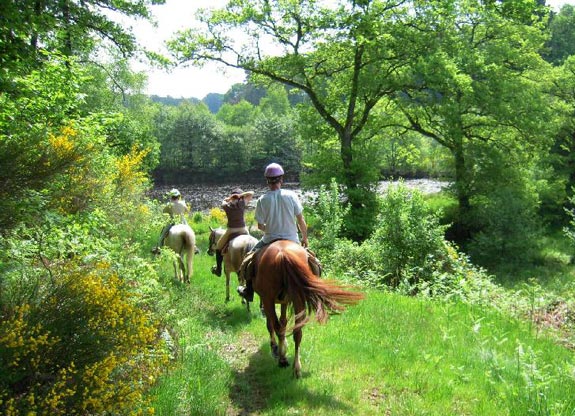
[207,227,224,256]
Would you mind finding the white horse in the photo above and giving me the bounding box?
[208,227,258,303]
[163,224,196,283]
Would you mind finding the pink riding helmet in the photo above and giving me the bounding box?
[264,163,284,177]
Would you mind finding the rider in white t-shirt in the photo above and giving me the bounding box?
[152,188,189,253]
[237,163,308,301]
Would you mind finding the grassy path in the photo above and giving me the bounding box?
[149,244,575,415]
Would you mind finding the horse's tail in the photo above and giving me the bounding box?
[279,251,364,329]
[183,228,196,254]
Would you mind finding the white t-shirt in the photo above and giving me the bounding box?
[255,189,303,243]
[163,199,189,224]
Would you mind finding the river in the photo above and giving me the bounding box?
[149,179,449,213]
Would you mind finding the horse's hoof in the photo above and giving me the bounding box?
[211,266,221,277]
[279,358,289,368]
[271,344,279,359]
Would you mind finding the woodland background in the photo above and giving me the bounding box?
[2,0,575,414]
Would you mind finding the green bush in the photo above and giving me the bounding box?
[322,183,502,304]
[0,263,168,415]
[343,185,380,241]
[308,178,349,258]
[369,183,448,288]
[465,150,543,270]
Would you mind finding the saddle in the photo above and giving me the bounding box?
[307,248,323,277]
[238,246,323,284]
[220,232,245,254]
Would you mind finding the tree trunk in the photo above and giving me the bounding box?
[340,130,356,192]
[451,141,472,241]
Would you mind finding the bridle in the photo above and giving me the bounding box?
[207,229,216,255]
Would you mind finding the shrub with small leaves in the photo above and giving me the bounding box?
[370,183,448,287]
[0,263,169,415]
[308,178,349,258]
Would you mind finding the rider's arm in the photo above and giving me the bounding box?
[296,213,308,248]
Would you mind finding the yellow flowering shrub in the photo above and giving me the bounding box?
[46,122,111,215]
[0,263,169,415]
[48,125,79,159]
[209,207,226,225]
[114,145,151,199]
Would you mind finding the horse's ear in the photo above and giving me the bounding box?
[209,226,214,231]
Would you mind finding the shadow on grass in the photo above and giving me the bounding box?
[203,302,254,329]
[228,342,353,415]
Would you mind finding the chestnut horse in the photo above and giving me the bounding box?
[255,240,364,378]
[207,227,258,303]
[163,224,196,283]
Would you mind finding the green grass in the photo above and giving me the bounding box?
[491,229,575,292]
[147,230,575,415]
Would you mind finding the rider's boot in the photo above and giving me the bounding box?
[211,250,223,276]
[237,279,254,302]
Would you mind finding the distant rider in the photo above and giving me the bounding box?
[152,188,189,254]
[211,187,254,276]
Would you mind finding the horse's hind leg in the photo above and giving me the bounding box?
[278,303,289,368]
[262,299,280,360]
[224,270,231,302]
[179,256,186,282]
[292,305,305,378]
[172,258,180,282]
[185,251,193,284]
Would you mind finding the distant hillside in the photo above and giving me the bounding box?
[149,93,224,113]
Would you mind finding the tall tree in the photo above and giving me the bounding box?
[0,0,164,92]
[544,4,575,65]
[392,0,557,238]
[168,0,426,235]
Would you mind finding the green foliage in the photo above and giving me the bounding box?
[216,99,258,127]
[308,179,349,257]
[155,102,223,180]
[0,58,167,412]
[323,183,457,290]
[397,0,556,238]
[0,263,168,415]
[317,182,505,306]
[251,114,301,178]
[344,186,380,242]
[545,4,575,65]
[369,184,447,287]
[467,152,543,270]
[564,191,575,246]
[0,0,159,93]
[378,133,452,179]
[153,88,303,183]
[0,57,87,228]
[259,84,291,117]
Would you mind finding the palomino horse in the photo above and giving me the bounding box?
[162,224,196,283]
[255,240,364,378]
[207,227,258,303]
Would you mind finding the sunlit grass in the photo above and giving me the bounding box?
[148,230,575,415]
